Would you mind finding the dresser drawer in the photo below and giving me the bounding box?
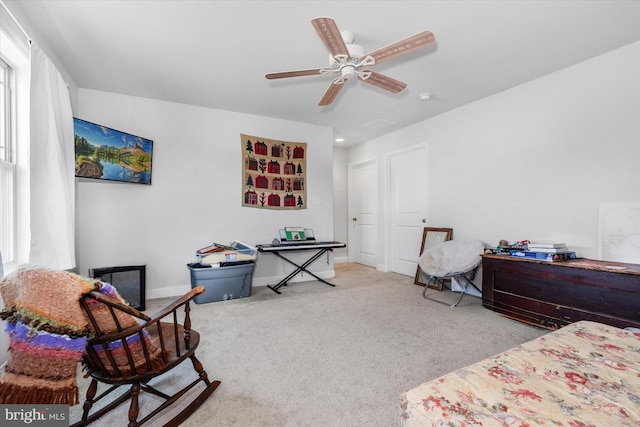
[492,290,636,330]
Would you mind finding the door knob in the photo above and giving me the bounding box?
[352,217,357,221]
[422,218,426,223]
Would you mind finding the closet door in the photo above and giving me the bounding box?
[349,159,378,267]
[389,145,427,276]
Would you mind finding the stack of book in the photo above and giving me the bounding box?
[510,242,576,261]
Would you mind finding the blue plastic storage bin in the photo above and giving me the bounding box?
[187,261,254,303]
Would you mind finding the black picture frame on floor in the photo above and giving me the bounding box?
[89,265,146,311]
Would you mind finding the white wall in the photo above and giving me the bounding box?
[345,42,640,269]
[332,146,349,262]
[76,89,335,298]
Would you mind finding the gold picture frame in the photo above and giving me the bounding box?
[414,227,453,290]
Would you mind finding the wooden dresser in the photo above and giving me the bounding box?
[481,254,640,330]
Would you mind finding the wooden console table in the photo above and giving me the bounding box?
[481,254,640,330]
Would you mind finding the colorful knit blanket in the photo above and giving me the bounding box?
[82,282,166,377]
[0,265,100,405]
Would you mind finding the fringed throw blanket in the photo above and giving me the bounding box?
[0,266,99,405]
[82,282,166,377]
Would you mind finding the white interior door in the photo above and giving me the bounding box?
[349,160,378,267]
[389,146,427,276]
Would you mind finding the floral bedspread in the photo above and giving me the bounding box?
[400,320,640,426]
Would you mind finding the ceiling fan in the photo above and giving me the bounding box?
[265,17,435,106]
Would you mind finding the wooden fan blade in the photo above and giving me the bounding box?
[359,71,407,93]
[311,17,349,58]
[265,69,324,79]
[367,30,435,65]
[319,80,345,106]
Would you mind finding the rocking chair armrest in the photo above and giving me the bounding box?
[89,319,151,344]
[85,290,151,321]
[148,286,205,320]
[86,286,203,324]
[86,287,204,344]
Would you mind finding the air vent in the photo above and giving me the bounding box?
[362,118,397,130]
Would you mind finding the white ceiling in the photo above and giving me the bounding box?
[6,0,640,147]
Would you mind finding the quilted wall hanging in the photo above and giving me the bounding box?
[241,134,307,210]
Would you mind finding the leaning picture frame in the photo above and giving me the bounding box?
[414,227,453,289]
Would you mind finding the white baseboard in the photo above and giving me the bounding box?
[146,269,337,300]
[334,256,349,264]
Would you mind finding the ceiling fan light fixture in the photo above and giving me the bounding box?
[341,65,356,80]
[328,42,365,68]
[346,43,365,62]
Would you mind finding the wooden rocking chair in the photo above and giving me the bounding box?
[71,286,220,427]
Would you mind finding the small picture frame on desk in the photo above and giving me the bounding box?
[414,227,453,289]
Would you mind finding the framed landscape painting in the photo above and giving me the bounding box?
[73,118,153,185]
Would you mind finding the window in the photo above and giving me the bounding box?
[0,26,29,273]
[0,57,15,268]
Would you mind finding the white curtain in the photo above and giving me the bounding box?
[29,43,75,270]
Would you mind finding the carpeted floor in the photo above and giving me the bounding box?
[70,263,547,426]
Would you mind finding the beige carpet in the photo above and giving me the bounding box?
[70,263,547,426]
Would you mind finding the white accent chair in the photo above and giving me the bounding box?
[418,239,485,307]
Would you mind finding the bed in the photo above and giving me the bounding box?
[400,320,640,426]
